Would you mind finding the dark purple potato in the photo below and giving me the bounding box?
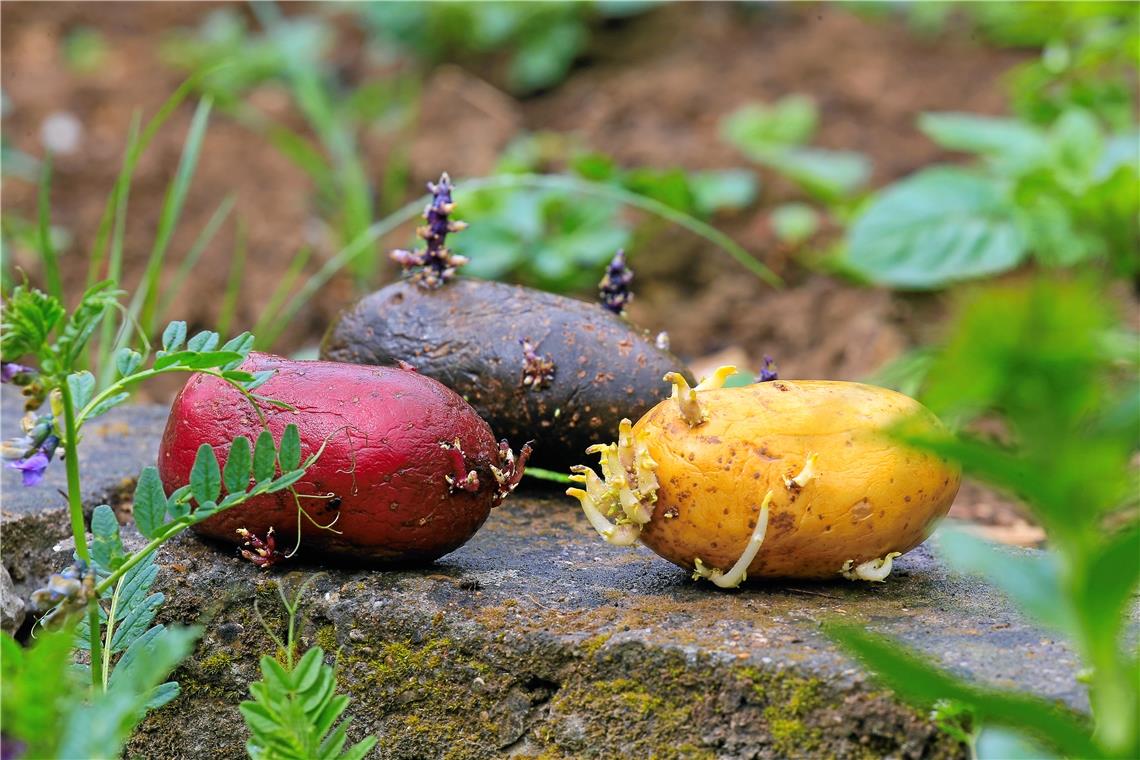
[321,278,692,471]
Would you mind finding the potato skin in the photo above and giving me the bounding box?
[320,278,693,470]
[158,353,506,564]
[636,381,960,579]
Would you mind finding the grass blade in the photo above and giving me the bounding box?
[86,71,210,289]
[126,96,214,341]
[216,217,247,336]
[37,154,63,302]
[252,245,312,350]
[158,194,236,323]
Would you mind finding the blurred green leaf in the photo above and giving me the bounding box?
[918,112,1050,175]
[936,527,1074,635]
[846,168,1027,288]
[770,203,821,245]
[825,622,1098,758]
[689,169,759,216]
[721,96,819,150]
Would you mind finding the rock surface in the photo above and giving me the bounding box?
[0,564,25,635]
[2,394,1091,759]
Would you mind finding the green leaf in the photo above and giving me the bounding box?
[133,467,167,539]
[936,527,1074,635]
[115,347,143,377]
[846,168,1027,288]
[293,647,324,694]
[90,505,125,571]
[689,169,759,216]
[86,392,130,419]
[190,444,221,505]
[0,624,81,759]
[759,147,871,201]
[134,98,214,337]
[67,625,199,758]
[1049,108,1103,191]
[721,96,819,150]
[186,330,220,352]
[110,592,165,653]
[265,469,306,494]
[67,371,96,410]
[154,349,243,371]
[55,281,123,368]
[161,321,187,352]
[0,284,65,361]
[246,370,275,391]
[221,331,255,357]
[143,681,180,712]
[278,424,301,471]
[1078,523,1140,653]
[224,436,252,494]
[825,622,1097,758]
[770,203,821,245]
[918,112,1049,175]
[253,430,277,482]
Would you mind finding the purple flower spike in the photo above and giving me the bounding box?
[758,355,779,383]
[599,249,634,315]
[0,362,35,384]
[6,434,59,487]
[391,172,470,289]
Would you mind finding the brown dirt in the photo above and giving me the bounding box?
[1,2,1040,537]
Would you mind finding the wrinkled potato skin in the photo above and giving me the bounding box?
[637,381,960,579]
[321,279,692,470]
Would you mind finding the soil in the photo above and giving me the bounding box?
[1,2,1043,539]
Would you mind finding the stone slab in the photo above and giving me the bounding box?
[0,390,1091,759]
[0,387,169,594]
[131,498,1089,760]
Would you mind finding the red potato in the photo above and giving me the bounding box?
[158,353,529,564]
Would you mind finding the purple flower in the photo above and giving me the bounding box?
[391,172,469,289]
[6,434,59,487]
[0,362,34,384]
[599,249,634,314]
[758,355,779,382]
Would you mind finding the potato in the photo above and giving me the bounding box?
[158,353,529,564]
[568,367,960,584]
[321,278,692,471]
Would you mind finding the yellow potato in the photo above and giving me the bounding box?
[568,367,960,585]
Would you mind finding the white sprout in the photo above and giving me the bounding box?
[784,452,819,489]
[665,364,738,427]
[840,552,902,582]
[692,489,773,589]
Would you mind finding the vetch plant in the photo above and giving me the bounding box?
[241,577,377,760]
[0,280,322,758]
[827,277,1140,758]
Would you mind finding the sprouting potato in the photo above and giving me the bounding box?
[567,366,960,585]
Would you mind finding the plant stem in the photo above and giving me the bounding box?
[93,526,177,598]
[59,379,105,689]
[78,367,263,428]
[101,574,126,691]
